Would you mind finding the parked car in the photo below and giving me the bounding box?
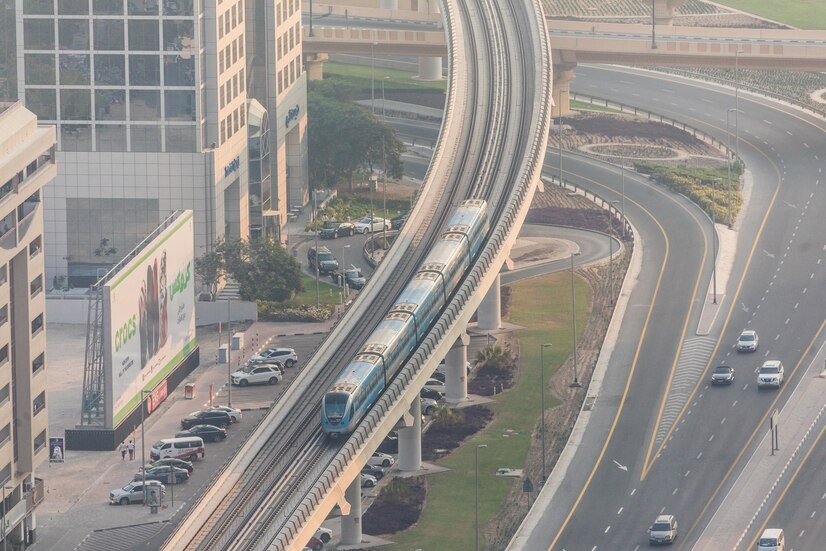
[134,465,189,484]
[205,405,242,423]
[250,347,298,368]
[648,514,678,545]
[181,410,231,430]
[331,267,366,290]
[308,246,339,274]
[244,360,285,375]
[368,451,394,468]
[304,536,324,551]
[319,221,355,238]
[149,457,194,473]
[314,526,333,544]
[110,480,165,505]
[361,464,388,481]
[360,473,378,488]
[353,216,390,234]
[391,213,408,229]
[424,378,446,394]
[757,360,784,388]
[420,397,438,416]
[420,387,443,401]
[737,329,759,352]
[176,424,227,442]
[710,365,735,385]
[378,433,398,455]
[231,364,283,386]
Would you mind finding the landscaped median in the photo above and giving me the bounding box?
[371,271,592,550]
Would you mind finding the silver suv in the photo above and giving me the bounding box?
[110,480,165,505]
[757,360,784,388]
[250,347,298,368]
[648,514,678,545]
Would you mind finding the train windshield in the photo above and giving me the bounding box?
[324,392,349,423]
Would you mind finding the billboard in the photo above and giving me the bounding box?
[104,211,197,426]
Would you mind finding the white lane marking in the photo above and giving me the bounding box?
[697,452,703,459]
[786,130,793,136]
[709,434,715,442]
[743,383,749,391]
[630,488,636,496]
[721,417,727,425]
[672,487,679,495]
[763,119,773,125]
[685,470,691,478]
[803,287,808,294]
[618,507,624,515]
[604,526,611,534]
[811,510,816,518]
[785,318,790,325]
[732,400,738,407]
[795,302,800,309]
[660,506,666,514]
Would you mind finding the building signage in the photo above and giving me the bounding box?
[285,105,300,128]
[224,156,240,177]
[146,380,168,415]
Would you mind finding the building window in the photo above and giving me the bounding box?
[232,74,238,97]
[232,41,237,63]
[33,392,46,417]
[239,106,245,128]
[34,431,47,453]
[225,47,231,70]
[239,68,245,92]
[277,72,282,94]
[238,35,244,58]
[220,86,225,108]
[276,2,281,25]
[30,275,43,297]
[0,345,7,365]
[219,54,224,74]
[0,266,6,286]
[0,385,8,405]
[32,353,45,375]
[231,4,237,27]
[220,120,226,144]
[218,14,223,39]
[0,425,9,447]
[31,313,44,336]
[29,236,43,258]
[238,1,243,22]
[0,305,6,326]
[224,12,230,35]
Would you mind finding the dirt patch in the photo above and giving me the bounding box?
[421,405,494,461]
[363,477,427,536]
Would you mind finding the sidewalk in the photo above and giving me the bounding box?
[693,345,826,550]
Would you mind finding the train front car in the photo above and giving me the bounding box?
[321,355,381,437]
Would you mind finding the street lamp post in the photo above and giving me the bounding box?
[726,108,736,227]
[609,201,620,304]
[570,252,582,387]
[475,444,488,551]
[540,343,552,482]
[557,89,568,186]
[620,152,626,239]
[226,299,232,407]
[370,39,377,114]
[341,244,351,295]
[651,0,657,49]
[140,389,152,505]
[381,76,390,119]
[711,179,720,304]
[309,0,314,37]
[314,189,320,308]
[735,49,743,159]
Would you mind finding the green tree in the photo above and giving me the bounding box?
[476,344,512,369]
[221,237,304,302]
[194,250,223,301]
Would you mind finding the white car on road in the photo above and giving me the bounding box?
[353,216,390,234]
[757,360,784,388]
[736,330,758,352]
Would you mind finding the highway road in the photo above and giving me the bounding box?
[520,65,826,550]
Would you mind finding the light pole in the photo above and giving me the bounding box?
[308,0,314,37]
[726,108,736,227]
[370,39,377,114]
[735,49,743,159]
[226,299,232,407]
[540,343,552,482]
[314,189,320,308]
[620,152,626,239]
[651,0,657,49]
[711,179,720,304]
[140,389,152,505]
[609,201,620,304]
[341,244,351,295]
[570,252,582,388]
[1,484,12,551]
[475,444,487,551]
[381,76,390,119]
[369,175,377,261]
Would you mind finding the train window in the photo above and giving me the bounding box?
[325,392,348,417]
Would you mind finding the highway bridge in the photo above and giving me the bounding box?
[162,0,552,549]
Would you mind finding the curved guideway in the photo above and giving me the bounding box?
[516,66,826,550]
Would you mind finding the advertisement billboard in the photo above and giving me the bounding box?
[104,211,197,426]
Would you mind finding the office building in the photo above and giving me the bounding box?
[0,101,54,546]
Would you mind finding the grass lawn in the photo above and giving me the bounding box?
[324,63,447,92]
[387,271,591,550]
[715,0,826,29]
[286,274,343,308]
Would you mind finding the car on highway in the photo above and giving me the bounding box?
[313,526,333,544]
[420,397,438,415]
[231,364,283,386]
[757,360,784,388]
[710,365,735,385]
[134,465,189,484]
[360,473,378,488]
[180,410,231,430]
[361,464,388,481]
[368,451,394,468]
[308,246,339,274]
[737,330,759,352]
[148,457,194,473]
[110,480,165,505]
[757,528,784,550]
[319,221,355,239]
[353,216,390,234]
[250,347,298,368]
[648,514,678,545]
[176,424,227,442]
[205,405,242,423]
[424,378,446,395]
[420,387,443,401]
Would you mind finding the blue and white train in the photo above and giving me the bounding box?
[321,199,490,437]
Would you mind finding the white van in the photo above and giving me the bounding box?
[150,437,205,461]
[757,528,784,551]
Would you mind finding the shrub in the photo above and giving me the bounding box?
[257,301,332,322]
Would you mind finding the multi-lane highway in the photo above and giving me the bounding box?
[516,65,826,550]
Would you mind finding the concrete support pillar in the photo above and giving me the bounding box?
[445,333,470,403]
[417,0,443,81]
[477,274,501,331]
[380,0,398,9]
[398,398,422,471]
[305,53,328,81]
[552,65,576,118]
[340,476,363,545]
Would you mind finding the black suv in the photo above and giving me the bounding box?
[307,246,339,274]
[319,222,355,239]
[180,410,231,430]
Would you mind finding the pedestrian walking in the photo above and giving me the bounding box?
[128,440,135,460]
[119,442,127,461]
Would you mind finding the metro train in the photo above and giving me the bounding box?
[321,199,490,437]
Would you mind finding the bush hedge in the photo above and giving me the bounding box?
[257,301,332,322]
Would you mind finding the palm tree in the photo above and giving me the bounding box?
[476,344,512,369]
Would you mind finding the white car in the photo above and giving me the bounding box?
[206,405,242,423]
[313,527,332,544]
[420,397,438,416]
[353,216,390,234]
[250,347,298,368]
[368,451,394,468]
[423,378,446,395]
[757,360,784,388]
[360,473,378,488]
[231,365,283,386]
[736,330,758,352]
